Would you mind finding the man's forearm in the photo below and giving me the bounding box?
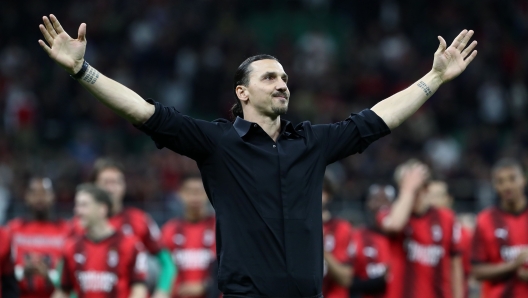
[76,63,154,125]
[324,252,353,287]
[381,190,415,233]
[451,256,464,298]
[128,283,148,298]
[471,262,519,281]
[371,71,443,130]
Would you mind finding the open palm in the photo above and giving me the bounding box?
[38,14,87,74]
[432,30,477,83]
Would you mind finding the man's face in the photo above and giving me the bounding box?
[427,181,452,209]
[95,168,125,207]
[74,191,106,228]
[179,178,208,211]
[25,179,54,214]
[242,59,290,117]
[493,167,526,204]
[366,189,391,214]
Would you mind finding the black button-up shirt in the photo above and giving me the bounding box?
[137,99,390,298]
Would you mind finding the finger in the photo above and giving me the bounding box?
[38,40,53,56]
[39,24,54,45]
[457,30,474,51]
[464,50,478,66]
[435,36,447,54]
[450,29,468,50]
[461,40,478,59]
[42,16,57,38]
[49,14,65,34]
[78,23,87,42]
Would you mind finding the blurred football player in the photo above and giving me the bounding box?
[472,158,528,297]
[0,227,18,298]
[161,174,217,298]
[7,177,70,298]
[53,183,148,298]
[377,160,463,298]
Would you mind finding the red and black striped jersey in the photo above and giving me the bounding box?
[322,218,354,298]
[71,207,162,254]
[377,207,461,298]
[459,226,473,298]
[59,231,148,298]
[0,228,14,298]
[7,218,70,298]
[161,216,216,298]
[472,206,528,298]
[351,227,390,298]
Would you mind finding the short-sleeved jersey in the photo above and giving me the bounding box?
[351,227,390,298]
[471,206,528,298]
[60,231,148,298]
[71,207,162,254]
[459,226,473,298]
[322,218,354,298]
[0,228,14,298]
[161,216,216,298]
[7,218,70,298]
[377,207,461,298]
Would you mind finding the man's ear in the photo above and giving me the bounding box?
[236,85,249,103]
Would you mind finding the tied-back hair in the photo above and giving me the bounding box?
[231,54,279,120]
[76,183,113,218]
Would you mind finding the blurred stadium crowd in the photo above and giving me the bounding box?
[1,0,528,223]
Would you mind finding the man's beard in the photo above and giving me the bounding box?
[271,105,288,116]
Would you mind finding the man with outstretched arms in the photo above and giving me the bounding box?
[321,173,354,298]
[349,184,393,298]
[161,174,217,298]
[53,184,148,298]
[7,177,70,298]
[0,227,18,298]
[471,158,528,297]
[70,158,175,297]
[377,160,463,298]
[38,13,477,297]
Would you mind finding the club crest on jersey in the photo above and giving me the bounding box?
[495,228,508,239]
[431,225,443,242]
[173,234,186,245]
[324,234,335,252]
[203,229,214,246]
[74,253,85,264]
[122,224,133,235]
[107,250,119,267]
[363,246,378,258]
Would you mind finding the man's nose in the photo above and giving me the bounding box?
[276,79,288,92]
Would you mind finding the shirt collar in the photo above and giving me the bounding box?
[233,117,303,138]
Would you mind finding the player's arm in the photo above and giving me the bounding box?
[38,15,153,125]
[371,30,477,130]
[451,256,464,298]
[471,251,528,281]
[154,249,177,297]
[324,251,353,287]
[129,283,148,298]
[379,164,428,233]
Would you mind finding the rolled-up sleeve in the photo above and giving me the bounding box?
[314,109,391,164]
[136,99,224,161]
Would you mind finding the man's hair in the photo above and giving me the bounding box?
[91,158,125,182]
[76,183,113,218]
[393,158,429,185]
[26,176,53,191]
[231,54,279,120]
[492,158,524,176]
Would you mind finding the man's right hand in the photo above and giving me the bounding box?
[38,14,86,74]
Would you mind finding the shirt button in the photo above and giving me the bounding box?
[253,124,257,127]
[273,145,276,148]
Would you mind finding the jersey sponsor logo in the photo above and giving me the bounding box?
[12,234,64,248]
[76,270,117,292]
[431,224,443,242]
[366,263,386,278]
[500,244,528,262]
[495,228,508,240]
[107,250,119,267]
[324,234,335,252]
[405,240,445,266]
[173,249,214,270]
[203,229,215,246]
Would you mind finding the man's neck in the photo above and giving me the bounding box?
[413,199,430,215]
[86,220,114,241]
[501,196,527,214]
[184,209,206,223]
[31,210,50,221]
[112,201,123,215]
[243,109,282,141]
[322,210,331,223]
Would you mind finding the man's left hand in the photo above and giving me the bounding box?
[431,29,478,83]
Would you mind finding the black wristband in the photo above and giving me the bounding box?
[70,60,89,80]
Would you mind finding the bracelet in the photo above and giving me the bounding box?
[70,60,89,80]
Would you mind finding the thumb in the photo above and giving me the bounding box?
[78,23,87,42]
[435,36,446,54]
